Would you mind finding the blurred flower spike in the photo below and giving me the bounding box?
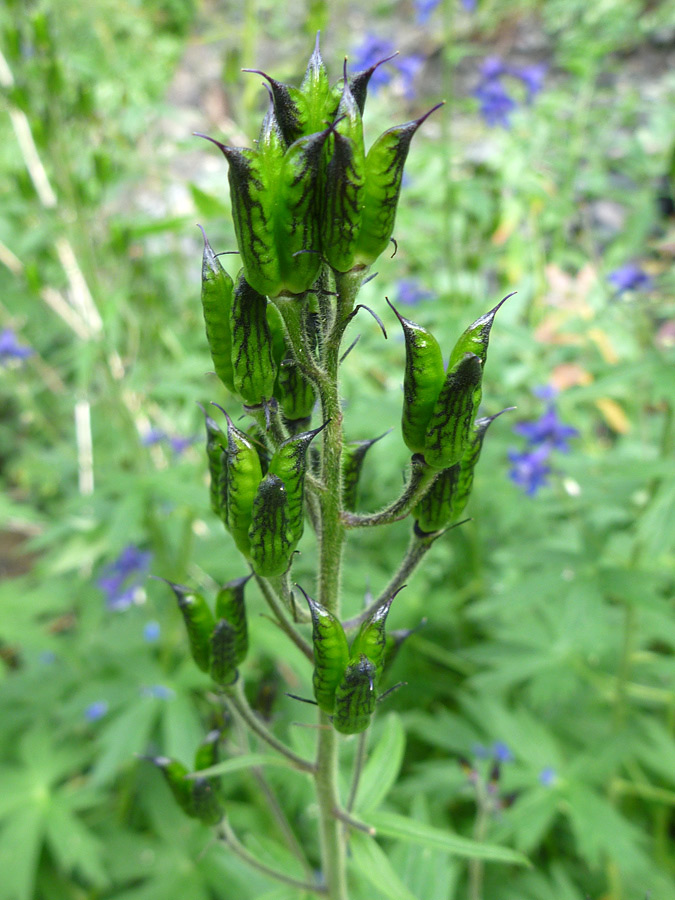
[84,700,109,722]
[539,766,557,787]
[142,429,197,456]
[97,545,152,611]
[0,328,33,365]
[508,444,552,496]
[397,278,433,306]
[351,35,424,99]
[474,56,546,128]
[607,263,652,295]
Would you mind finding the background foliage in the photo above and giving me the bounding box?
[1,0,674,898]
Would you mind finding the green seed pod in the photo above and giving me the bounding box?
[423,352,483,469]
[388,299,446,456]
[446,294,512,371]
[199,404,227,519]
[214,574,251,666]
[230,272,277,408]
[354,103,443,267]
[300,585,350,714]
[223,410,264,558]
[341,431,388,511]
[198,134,283,298]
[210,618,239,686]
[277,358,316,425]
[320,71,366,273]
[333,654,377,735]
[164,580,215,673]
[191,777,225,826]
[199,226,235,392]
[349,51,397,115]
[350,596,394,685]
[267,422,327,544]
[149,757,195,817]
[193,729,221,773]
[452,408,511,517]
[412,462,461,534]
[248,473,295,576]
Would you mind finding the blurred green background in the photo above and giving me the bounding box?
[1,0,674,898]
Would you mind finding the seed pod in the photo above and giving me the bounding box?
[277,358,316,426]
[341,431,388,511]
[423,352,483,469]
[223,411,264,558]
[149,757,195,818]
[446,294,512,371]
[333,654,377,735]
[200,405,227,519]
[230,272,277,408]
[349,51,398,115]
[214,574,251,666]
[388,299,446,456]
[412,462,461,534]
[300,586,349,714]
[210,618,239,686]
[248,473,295,576]
[267,422,327,544]
[354,103,443,267]
[199,226,235,392]
[164,580,215,673]
[350,596,394,685]
[451,409,511,517]
[193,729,221,773]
[320,70,366,273]
[191,776,225,825]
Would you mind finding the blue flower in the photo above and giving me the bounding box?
[351,35,423,99]
[474,78,517,128]
[0,329,33,364]
[142,429,166,446]
[84,700,109,722]
[461,0,477,10]
[508,444,552,495]
[97,545,152,611]
[539,766,556,787]
[397,279,433,306]
[511,63,547,101]
[142,429,196,456]
[493,741,514,763]
[607,263,652,294]
[514,404,578,452]
[414,0,441,24]
[141,684,174,700]
[143,621,161,642]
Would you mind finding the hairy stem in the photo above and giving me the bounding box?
[341,455,438,528]
[253,572,314,660]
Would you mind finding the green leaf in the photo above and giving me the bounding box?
[366,811,530,866]
[349,833,419,900]
[0,804,45,900]
[187,753,299,778]
[91,698,159,785]
[44,798,109,888]
[355,713,405,815]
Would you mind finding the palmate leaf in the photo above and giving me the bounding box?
[355,713,405,815]
[0,804,44,900]
[366,811,530,866]
[44,797,108,889]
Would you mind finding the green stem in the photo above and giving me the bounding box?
[341,456,438,529]
[219,819,327,895]
[314,714,348,900]
[253,572,314,660]
[223,678,315,773]
[346,731,368,813]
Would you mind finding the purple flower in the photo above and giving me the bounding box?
[539,766,556,787]
[414,0,441,24]
[480,56,506,80]
[142,429,166,446]
[474,79,517,128]
[142,430,196,456]
[397,279,433,306]
[143,621,161,642]
[493,741,513,763]
[514,404,578,452]
[508,444,552,495]
[97,545,152,611]
[607,263,652,294]
[0,329,33,364]
[350,35,423,99]
[511,63,547,101]
[84,700,109,722]
[395,54,425,99]
[168,435,197,455]
[461,0,477,10]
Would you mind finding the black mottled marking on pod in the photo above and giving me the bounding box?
[423,353,483,469]
[341,431,388,511]
[210,618,238,686]
[200,405,227,519]
[450,408,512,520]
[413,462,461,534]
[349,597,393,684]
[300,586,350,714]
[349,51,399,114]
[321,129,365,273]
[231,273,277,407]
[267,422,327,544]
[277,357,316,422]
[248,473,295,577]
[214,574,251,666]
[223,412,264,558]
[333,655,377,735]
